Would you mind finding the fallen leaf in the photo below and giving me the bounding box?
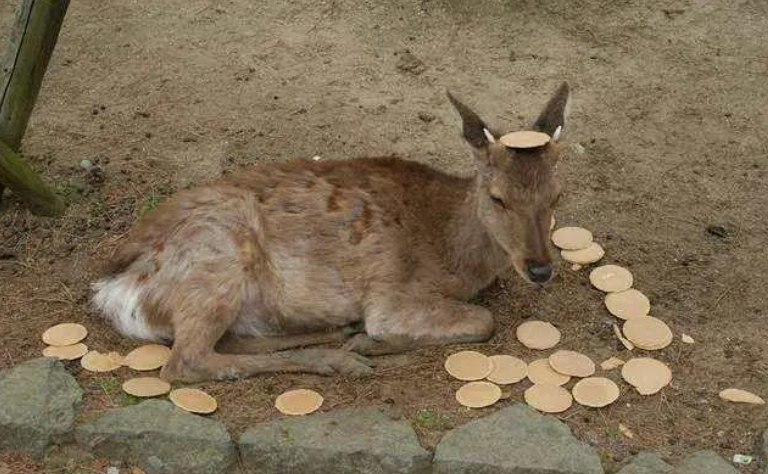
[618,423,635,439]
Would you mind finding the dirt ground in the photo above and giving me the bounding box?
[1,0,767,472]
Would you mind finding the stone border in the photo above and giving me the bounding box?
[0,358,763,474]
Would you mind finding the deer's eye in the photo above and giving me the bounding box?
[490,195,505,208]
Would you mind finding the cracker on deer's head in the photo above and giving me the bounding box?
[448,82,569,285]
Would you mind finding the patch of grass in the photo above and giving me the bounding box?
[598,448,617,473]
[56,182,83,203]
[413,409,452,431]
[138,194,160,217]
[92,376,149,406]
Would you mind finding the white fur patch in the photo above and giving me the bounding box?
[552,125,563,142]
[483,128,496,143]
[92,276,167,342]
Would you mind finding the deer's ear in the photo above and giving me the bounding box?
[532,82,570,141]
[447,91,495,148]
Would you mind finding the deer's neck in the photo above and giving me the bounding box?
[444,178,509,297]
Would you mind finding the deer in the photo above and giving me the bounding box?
[92,82,569,383]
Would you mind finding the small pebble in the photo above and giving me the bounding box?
[79,159,94,170]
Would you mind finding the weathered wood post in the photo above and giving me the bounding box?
[0,0,69,216]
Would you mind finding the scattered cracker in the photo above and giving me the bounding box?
[613,324,635,351]
[619,423,635,439]
[561,242,605,265]
[623,316,673,350]
[572,377,620,408]
[605,289,650,320]
[719,388,765,405]
[170,388,218,414]
[527,359,571,386]
[42,323,88,347]
[600,357,625,371]
[81,351,122,372]
[444,351,493,381]
[681,334,695,344]
[524,384,573,413]
[549,350,596,378]
[571,264,583,271]
[499,130,551,149]
[516,321,561,350]
[124,344,172,371]
[42,343,88,361]
[122,377,171,398]
[590,265,633,293]
[550,215,556,231]
[275,389,324,415]
[621,357,672,395]
[551,227,593,251]
[456,381,502,408]
[487,355,527,385]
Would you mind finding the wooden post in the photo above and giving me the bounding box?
[0,0,69,215]
[0,139,64,215]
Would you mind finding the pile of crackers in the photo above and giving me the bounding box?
[444,223,765,413]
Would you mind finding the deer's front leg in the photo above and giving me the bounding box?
[344,293,494,356]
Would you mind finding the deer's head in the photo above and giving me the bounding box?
[448,83,569,285]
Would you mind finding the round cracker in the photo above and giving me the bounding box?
[122,377,171,398]
[444,351,493,381]
[80,350,122,372]
[527,359,570,386]
[604,289,650,320]
[718,388,765,405]
[524,384,573,413]
[589,265,633,293]
[169,388,218,414]
[621,357,672,395]
[549,350,596,378]
[42,343,88,361]
[107,351,125,366]
[516,321,561,350]
[124,344,171,371]
[551,227,593,251]
[456,381,502,408]
[486,355,527,385]
[275,389,324,415]
[622,316,673,350]
[561,242,605,265]
[572,377,620,408]
[499,130,551,149]
[42,323,88,347]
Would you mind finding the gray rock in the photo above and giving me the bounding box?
[617,452,674,474]
[75,400,235,474]
[433,404,603,474]
[239,407,431,474]
[676,450,739,474]
[0,358,83,458]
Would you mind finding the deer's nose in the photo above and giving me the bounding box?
[525,260,552,283]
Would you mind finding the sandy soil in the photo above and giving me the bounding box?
[1,0,767,472]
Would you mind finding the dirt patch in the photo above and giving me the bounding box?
[2,0,767,472]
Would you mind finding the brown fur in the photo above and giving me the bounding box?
[94,83,570,382]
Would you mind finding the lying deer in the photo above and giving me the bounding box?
[93,83,569,382]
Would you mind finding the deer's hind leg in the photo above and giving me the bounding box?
[215,327,358,355]
[344,290,495,356]
[154,270,372,383]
